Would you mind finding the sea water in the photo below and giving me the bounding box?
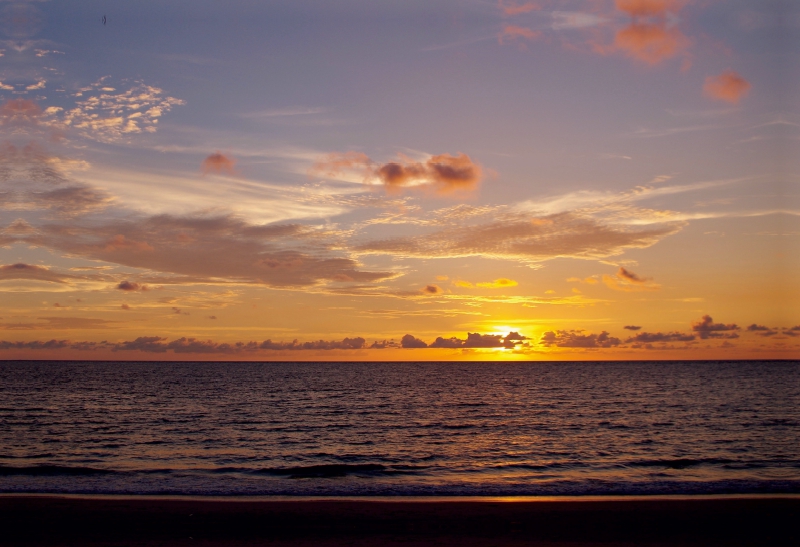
[1,360,797,496]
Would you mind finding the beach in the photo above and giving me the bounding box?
[2,495,798,546]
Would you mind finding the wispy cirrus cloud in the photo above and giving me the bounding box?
[498,1,541,17]
[23,213,394,289]
[355,210,680,264]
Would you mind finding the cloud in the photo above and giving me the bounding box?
[313,152,482,195]
[625,331,695,343]
[0,263,68,284]
[422,284,443,295]
[568,276,599,285]
[0,317,119,331]
[703,71,751,104]
[0,340,71,350]
[617,267,646,283]
[784,326,800,337]
[498,25,541,46]
[691,315,740,339]
[615,0,683,18]
[477,278,518,288]
[103,234,155,252]
[602,267,660,292]
[575,1,690,67]
[116,280,147,291]
[258,337,368,351]
[612,22,690,65]
[401,334,428,348]
[0,99,42,126]
[357,211,681,265]
[623,325,642,330]
[429,332,527,349]
[746,324,779,337]
[201,152,237,175]
[551,12,607,30]
[499,1,541,16]
[540,330,621,348]
[27,214,394,288]
[54,79,184,142]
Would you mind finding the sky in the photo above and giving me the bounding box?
[0,0,798,361]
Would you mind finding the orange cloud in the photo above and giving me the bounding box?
[312,151,372,178]
[615,0,683,18]
[314,152,482,195]
[477,278,518,288]
[201,152,237,175]
[613,23,689,65]
[703,71,751,103]
[498,25,541,45]
[498,1,541,16]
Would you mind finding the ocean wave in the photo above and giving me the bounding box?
[0,465,116,476]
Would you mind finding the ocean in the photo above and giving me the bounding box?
[1,360,798,496]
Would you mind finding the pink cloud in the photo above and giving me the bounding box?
[201,152,237,175]
[703,71,751,103]
[498,1,541,16]
[313,151,482,195]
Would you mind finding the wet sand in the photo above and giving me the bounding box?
[1,495,798,546]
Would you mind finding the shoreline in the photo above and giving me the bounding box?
[3,494,798,546]
[3,492,800,502]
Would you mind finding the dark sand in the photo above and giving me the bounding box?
[1,495,798,546]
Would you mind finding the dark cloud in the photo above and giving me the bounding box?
[117,280,147,291]
[0,339,70,350]
[113,336,168,353]
[625,331,695,343]
[540,330,621,348]
[429,332,527,349]
[370,339,400,349]
[401,334,428,348]
[691,315,740,339]
[747,324,778,337]
[422,284,443,295]
[617,267,647,283]
[624,325,642,330]
[258,337,367,351]
[313,152,482,195]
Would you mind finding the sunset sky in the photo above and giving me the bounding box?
[1,0,797,360]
